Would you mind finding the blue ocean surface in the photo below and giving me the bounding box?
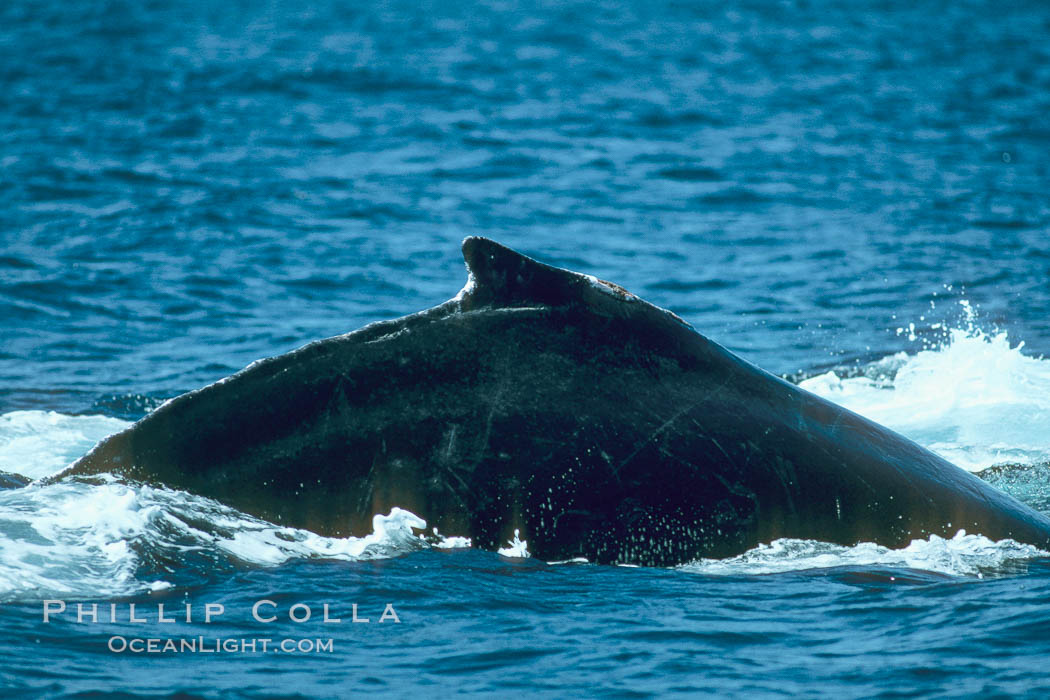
[3,0,1050,696]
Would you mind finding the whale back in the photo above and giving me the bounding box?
[51,238,1050,565]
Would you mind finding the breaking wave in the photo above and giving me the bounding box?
[680,532,1046,579]
[0,415,469,601]
[801,303,1050,472]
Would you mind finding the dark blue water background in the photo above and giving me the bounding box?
[2,0,1050,696]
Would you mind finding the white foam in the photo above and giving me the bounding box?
[497,528,531,558]
[431,527,472,549]
[0,479,158,601]
[679,531,1046,578]
[0,411,130,479]
[0,475,458,602]
[0,412,476,601]
[800,315,1050,471]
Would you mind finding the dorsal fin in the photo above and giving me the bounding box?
[460,237,586,310]
[458,237,623,310]
[457,237,689,329]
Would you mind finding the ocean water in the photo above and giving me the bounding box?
[3,0,1050,696]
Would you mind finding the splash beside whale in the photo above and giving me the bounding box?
[49,238,1050,565]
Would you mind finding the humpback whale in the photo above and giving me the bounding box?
[51,238,1050,565]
